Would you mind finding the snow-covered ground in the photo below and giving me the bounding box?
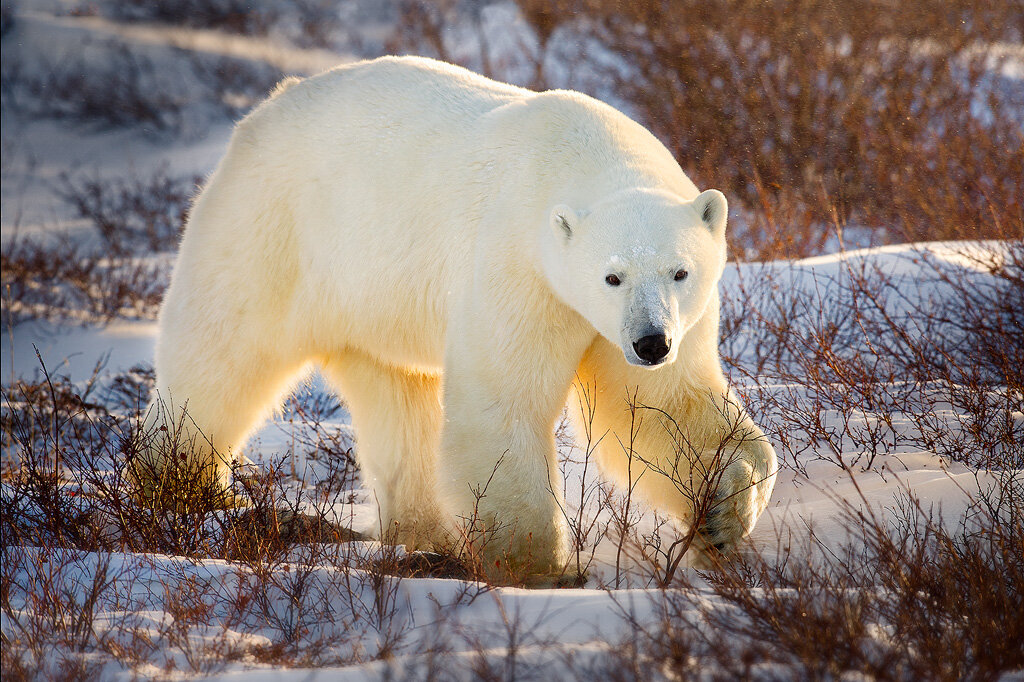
[2,2,1022,680]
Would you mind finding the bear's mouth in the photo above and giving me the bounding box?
[623,349,673,369]
[630,356,670,368]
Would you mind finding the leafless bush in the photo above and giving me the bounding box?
[1,33,285,139]
[3,168,197,324]
[720,241,1024,472]
[0,357,427,673]
[104,0,373,53]
[388,0,547,88]
[572,0,1023,255]
[0,546,134,679]
[107,0,280,36]
[55,168,199,255]
[0,355,359,555]
[1,38,192,135]
[579,471,1023,680]
[564,240,1022,674]
[280,383,359,496]
[388,0,495,75]
[385,1,1024,258]
[1,236,169,325]
[577,393,776,588]
[559,384,612,584]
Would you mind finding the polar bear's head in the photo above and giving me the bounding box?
[542,187,728,368]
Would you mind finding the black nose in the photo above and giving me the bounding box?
[633,334,671,364]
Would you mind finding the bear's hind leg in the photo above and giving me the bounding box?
[139,325,307,510]
[321,353,445,550]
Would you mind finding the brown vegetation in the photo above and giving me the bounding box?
[398,0,1024,257]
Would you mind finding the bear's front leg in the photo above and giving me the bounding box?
[440,396,569,579]
[439,284,593,582]
[689,408,778,567]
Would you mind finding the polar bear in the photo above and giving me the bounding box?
[136,56,777,574]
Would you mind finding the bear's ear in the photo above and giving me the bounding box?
[550,204,579,240]
[693,189,728,235]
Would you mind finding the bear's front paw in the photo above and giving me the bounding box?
[690,500,747,569]
[690,438,777,570]
[689,464,759,569]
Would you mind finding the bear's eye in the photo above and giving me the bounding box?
[605,274,622,286]
[674,269,689,282]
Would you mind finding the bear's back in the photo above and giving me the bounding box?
[239,56,531,150]
[233,56,693,205]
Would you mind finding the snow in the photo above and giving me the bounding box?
[2,319,158,383]
[3,244,1012,676]
[2,2,1021,679]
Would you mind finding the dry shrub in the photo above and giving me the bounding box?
[577,471,1023,680]
[103,0,360,52]
[720,241,1024,473]
[573,241,1023,675]
[548,0,1024,256]
[388,0,547,89]
[107,0,280,36]
[638,475,1022,680]
[0,236,169,325]
[1,546,128,680]
[384,0,1024,258]
[55,169,200,255]
[1,34,284,137]
[388,0,498,78]
[632,238,1022,677]
[1,38,192,134]
[3,169,198,324]
[0,359,362,560]
[0,358,430,673]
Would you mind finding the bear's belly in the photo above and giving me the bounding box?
[295,209,469,373]
[300,274,451,373]
[341,301,447,370]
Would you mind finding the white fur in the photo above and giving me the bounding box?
[144,56,776,571]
